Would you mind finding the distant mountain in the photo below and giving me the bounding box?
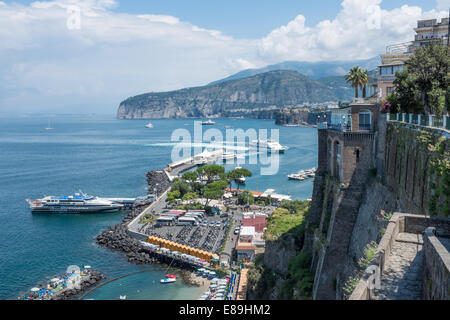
[208,57,380,85]
[117,70,354,119]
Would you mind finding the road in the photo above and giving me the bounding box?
[220,211,243,266]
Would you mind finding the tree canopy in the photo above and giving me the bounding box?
[391,43,450,115]
[346,66,369,99]
[197,164,225,184]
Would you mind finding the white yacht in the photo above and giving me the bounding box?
[250,139,286,153]
[45,120,53,131]
[234,166,246,184]
[145,123,153,128]
[288,168,317,181]
[26,192,124,214]
[201,120,216,126]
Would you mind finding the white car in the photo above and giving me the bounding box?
[234,228,240,235]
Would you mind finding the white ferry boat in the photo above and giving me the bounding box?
[250,139,286,153]
[222,152,236,161]
[26,193,124,214]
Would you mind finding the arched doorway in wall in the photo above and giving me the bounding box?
[328,138,333,174]
[333,140,342,181]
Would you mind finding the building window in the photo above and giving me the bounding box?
[387,87,394,94]
[393,65,404,74]
[380,66,392,75]
[359,110,372,131]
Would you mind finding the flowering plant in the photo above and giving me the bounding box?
[380,102,391,114]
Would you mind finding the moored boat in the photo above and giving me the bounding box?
[160,277,176,284]
[201,120,216,126]
[250,139,286,153]
[26,192,124,214]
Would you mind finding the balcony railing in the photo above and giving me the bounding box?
[387,113,450,132]
[328,123,352,132]
[359,124,372,131]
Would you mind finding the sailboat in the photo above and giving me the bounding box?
[161,257,177,284]
[45,120,53,131]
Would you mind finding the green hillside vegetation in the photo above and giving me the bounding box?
[248,200,313,300]
[264,200,310,242]
[117,70,354,119]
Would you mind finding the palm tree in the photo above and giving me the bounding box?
[346,67,369,99]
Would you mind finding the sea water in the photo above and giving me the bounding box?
[0,115,317,299]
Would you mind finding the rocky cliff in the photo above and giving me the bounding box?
[304,118,449,300]
[117,70,353,119]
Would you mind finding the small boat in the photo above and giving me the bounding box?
[165,274,177,279]
[119,295,126,300]
[287,168,316,181]
[45,120,53,131]
[234,166,246,184]
[201,120,216,126]
[161,278,176,284]
[236,177,246,184]
[145,123,153,128]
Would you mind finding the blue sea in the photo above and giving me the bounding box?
[0,115,317,300]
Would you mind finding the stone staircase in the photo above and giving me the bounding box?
[374,233,424,300]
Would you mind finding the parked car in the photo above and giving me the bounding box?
[234,228,240,235]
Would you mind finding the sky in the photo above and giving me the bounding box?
[0,0,449,114]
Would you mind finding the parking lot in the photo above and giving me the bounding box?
[142,214,231,254]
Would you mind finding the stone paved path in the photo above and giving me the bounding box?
[375,233,424,300]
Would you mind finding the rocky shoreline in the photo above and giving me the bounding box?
[95,169,209,292]
[146,170,171,197]
[96,169,172,264]
[21,270,105,301]
[52,270,105,300]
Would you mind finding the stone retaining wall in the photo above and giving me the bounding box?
[422,227,450,300]
[349,213,450,300]
[349,213,404,300]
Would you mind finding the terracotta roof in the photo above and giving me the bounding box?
[235,244,255,251]
[242,216,267,233]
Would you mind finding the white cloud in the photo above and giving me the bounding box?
[0,0,448,114]
[259,0,448,63]
[0,0,259,113]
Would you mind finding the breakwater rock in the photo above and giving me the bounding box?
[96,206,159,265]
[51,270,105,300]
[146,170,171,196]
